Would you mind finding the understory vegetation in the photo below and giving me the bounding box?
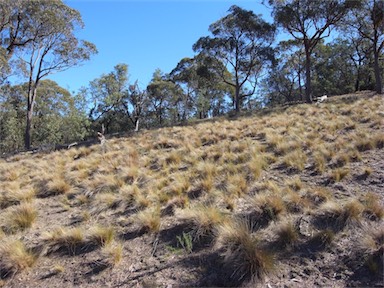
[0,92,383,287]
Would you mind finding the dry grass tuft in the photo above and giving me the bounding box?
[360,192,384,220]
[135,207,161,233]
[0,188,36,209]
[281,149,307,171]
[0,239,38,279]
[2,203,37,234]
[274,219,300,248]
[359,226,384,275]
[252,193,286,221]
[180,205,227,241]
[330,167,350,182]
[315,199,364,231]
[216,218,274,282]
[44,227,86,255]
[101,242,124,267]
[88,225,115,247]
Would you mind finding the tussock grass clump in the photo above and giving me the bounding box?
[90,173,125,195]
[88,225,115,247]
[180,205,227,241]
[101,242,123,267]
[247,149,268,179]
[153,136,181,149]
[37,177,72,198]
[252,193,286,221]
[226,173,248,196]
[2,203,37,234]
[360,192,384,220]
[44,227,86,255]
[274,219,300,248]
[0,188,36,209]
[372,134,384,149]
[216,218,274,282]
[285,176,303,191]
[94,193,121,213]
[135,207,161,233]
[281,149,307,172]
[359,166,373,179]
[314,199,364,231]
[359,226,384,275]
[330,167,350,182]
[309,229,335,248]
[354,138,375,152]
[0,239,38,279]
[303,187,331,206]
[283,189,309,213]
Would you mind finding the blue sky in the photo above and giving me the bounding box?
[48,0,273,94]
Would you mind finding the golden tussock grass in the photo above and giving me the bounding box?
[285,176,303,191]
[2,203,38,234]
[281,149,307,171]
[44,227,85,254]
[101,241,124,267]
[226,173,248,196]
[274,218,300,247]
[179,205,227,240]
[88,225,116,247]
[316,199,364,230]
[360,192,384,220]
[215,218,274,282]
[135,207,161,233]
[283,188,310,213]
[330,167,350,182]
[0,239,38,279]
[252,192,286,220]
[359,225,384,275]
[0,188,35,209]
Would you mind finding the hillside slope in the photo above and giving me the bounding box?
[0,91,383,287]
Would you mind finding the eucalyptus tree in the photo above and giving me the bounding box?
[0,0,35,82]
[263,40,306,105]
[269,0,360,103]
[0,80,88,152]
[87,63,147,133]
[146,69,181,126]
[169,57,197,121]
[88,63,130,133]
[345,0,383,94]
[193,5,275,113]
[311,40,356,96]
[11,0,97,149]
[170,54,231,119]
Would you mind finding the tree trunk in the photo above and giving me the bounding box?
[25,109,32,150]
[24,87,37,150]
[373,48,383,94]
[235,85,240,113]
[304,46,313,103]
[134,117,140,132]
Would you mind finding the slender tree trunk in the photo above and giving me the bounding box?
[373,48,383,94]
[298,70,304,102]
[25,109,33,150]
[304,46,313,103]
[235,85,240,113]
[25,88,36,150]
[134,117,140,132]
